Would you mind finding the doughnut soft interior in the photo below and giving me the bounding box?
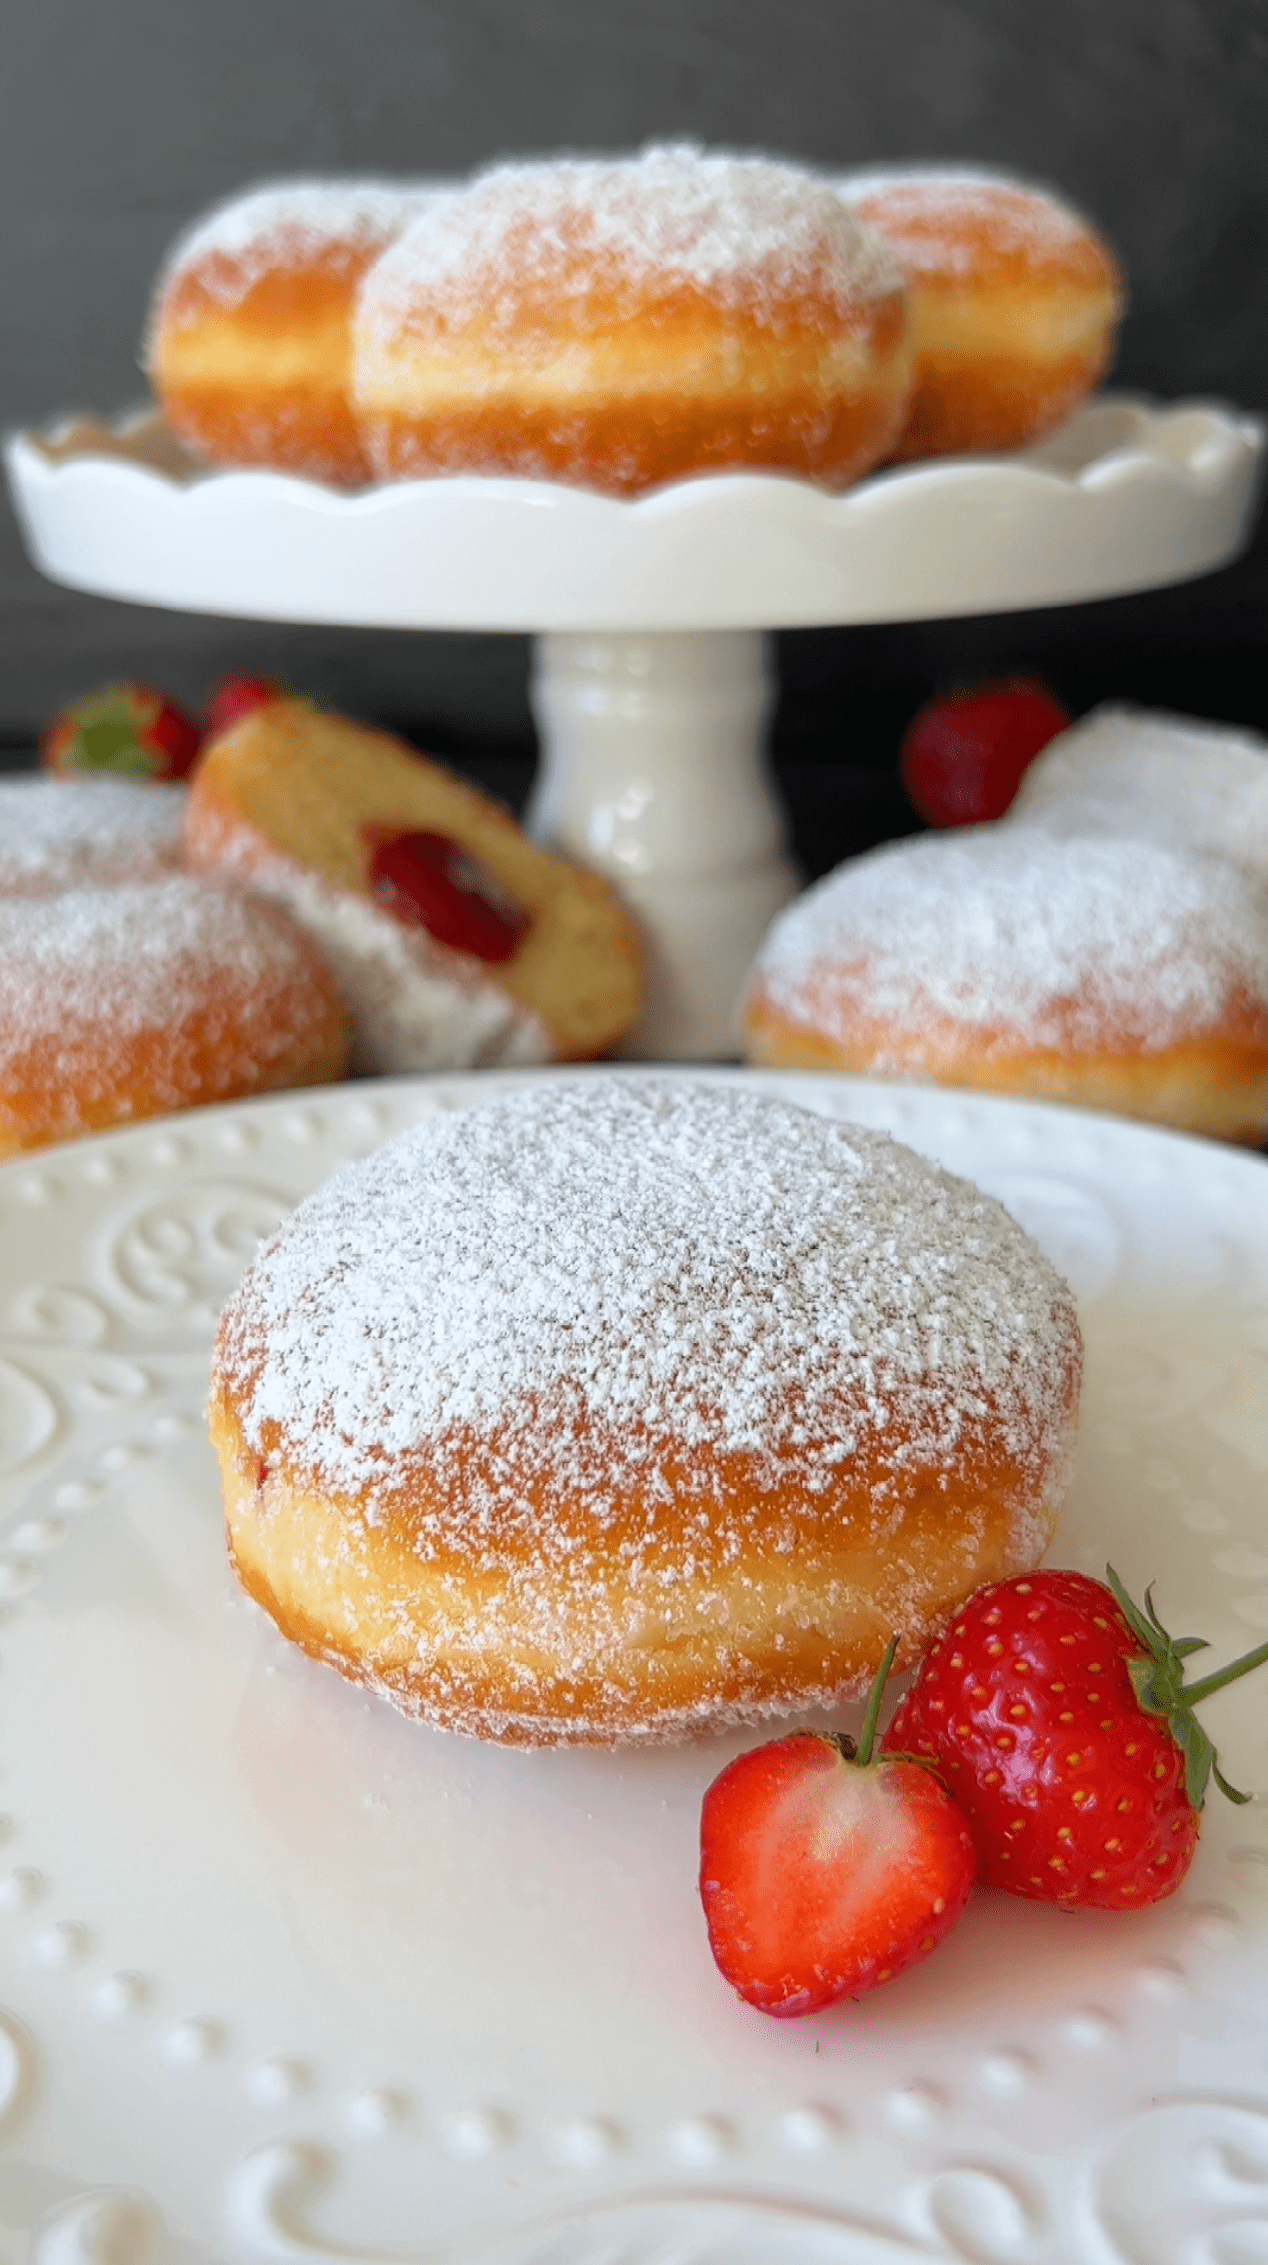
[186,700,644,1065]
[211,1078,1082,1748]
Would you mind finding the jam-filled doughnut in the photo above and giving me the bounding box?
[0,877,348,1158]
[351,143,911,494]
[147,179,435,484]
[1007,704,1268,882]
[742,828,1268,1144]
[211,1078,1082,1747]
[838,166,1124,459]
[0,775,186,897]
[185,699,643,1069]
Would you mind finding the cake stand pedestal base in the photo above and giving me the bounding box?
[528,629,798,1059]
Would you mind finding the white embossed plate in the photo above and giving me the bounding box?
[1,1067,1267,2265]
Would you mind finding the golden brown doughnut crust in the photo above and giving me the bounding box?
[147,183,429,485]
[742,829,1268,1145]
[351,147,913,495]
[209,1081,1082,1747]
[186,701,644,1061]
[0,880,347,1159]
[841,169,1124,459]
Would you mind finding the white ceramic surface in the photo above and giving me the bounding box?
[6,394,1264,1063]
[5,396,1262,630]
[1,1066,1268,2264]
[527,632,798,1059]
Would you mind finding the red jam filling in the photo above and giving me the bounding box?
[363,827,530,964]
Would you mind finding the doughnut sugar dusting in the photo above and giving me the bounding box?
[362,144,903,323]
[151,179,438,312]
[748,831,1268,1052]
[0,877,347,1156]
[212,1077,1082,1747]
[148,178,442,483]
[743,829,1268,1142]
[837,163,1123,458]
[0,776,186,896]
[1007,705,1268,878]
[352,142,912,493]
[839,166,1115,280]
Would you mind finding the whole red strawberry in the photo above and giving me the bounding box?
[203,673,285,741]
[901,679,1071,827]
[42,682,202,781]
[885,1569,1266,1911]
[700,1641,976,2016]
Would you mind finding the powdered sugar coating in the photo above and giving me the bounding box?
[153,178,444,319]
[837,165,1115,281]
[194,818,552,1074]
[357,141,904,347]
[0,776,185,897]
[1008,705,1268,879]
[0,877,338,1141]
[221,1077,1077,1519]
[750,828,1268,1056]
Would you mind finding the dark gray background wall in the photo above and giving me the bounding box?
[3,0,1265,867]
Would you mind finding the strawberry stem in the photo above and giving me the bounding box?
[854,1635,900,1769]
[1106,1565,1264,1810]
[1181,1638,1268,1708]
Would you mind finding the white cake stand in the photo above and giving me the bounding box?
[6,396,1263,1058]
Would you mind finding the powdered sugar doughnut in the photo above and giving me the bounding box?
[185,699,642,1068]
[0,877,348,1157]
[838,166,1123,459]
[210,1078,1082,1748]
[0,775,185,897]
[743,830,1268,1144]
[148,179,438,484]
[1007,705,1268,881]
[352,143,911,494]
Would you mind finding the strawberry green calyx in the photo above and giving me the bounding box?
[1106,1565,1268,1809]
[831,1635,900,1768]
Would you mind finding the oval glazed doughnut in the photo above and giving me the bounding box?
[0,775,186,897]
[210,1078,1082,1748]
[742,829,1268,1145]
[147,179,436,484]
[1006,704,1268,884]
[838,166,1124,459]
[351,143,912,495]
[0,877,348,1158]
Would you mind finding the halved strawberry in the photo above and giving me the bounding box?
[901,679,1071,827]
[885,1569,1268,1910]
[699,1642,975,2016]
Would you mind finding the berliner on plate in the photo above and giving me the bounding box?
[210,1078,1082,1748]
[0,877,347,1157]
[147,179,436,484]
[185,699,643,1069]
[351,142,912,494]
[0,775,185,897]
[838,166,1124,459]
[742,829,1268,1144]
[1007,705,1268,881]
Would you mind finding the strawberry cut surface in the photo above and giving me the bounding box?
[699,1640,976,2020]
[364,827,530,963]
